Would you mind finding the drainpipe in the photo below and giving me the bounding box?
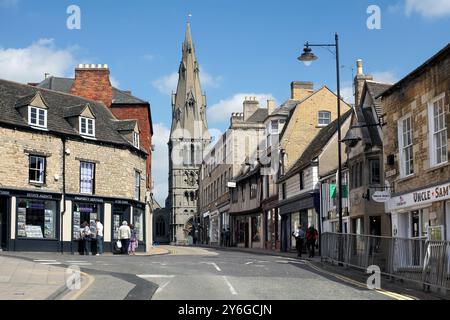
[61,138,67,254]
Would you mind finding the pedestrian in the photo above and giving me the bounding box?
[225,228,230,247]
[221,228,225,247]
[81,221,91,255]
[292,224,305,258]
[95,219,104,256]
[306,225,319,258]
[128,224,138,255]
[118,221,131,255]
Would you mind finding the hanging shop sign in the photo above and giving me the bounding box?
[372,191,391,203]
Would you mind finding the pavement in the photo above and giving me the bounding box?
[0,245,447,300]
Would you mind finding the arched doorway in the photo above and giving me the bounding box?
[184,216,195,245]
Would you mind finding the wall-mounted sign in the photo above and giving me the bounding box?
[388,181,450,211]
[26,193,52,200]
[372,191,391,203]
[227,182,236,188]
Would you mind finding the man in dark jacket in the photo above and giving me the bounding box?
[306,225,319,258]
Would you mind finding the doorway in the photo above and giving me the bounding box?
[0,196,8,250]
[369,216,382,236]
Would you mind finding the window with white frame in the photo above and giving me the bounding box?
[266,120,279,149]
[398,115,414,177]
[80,162,95,194]
[134,171,141,201]
[318,111,331,126]
[29,155,45,184]
[28,106,47,128]
[133,132,140,149]
[428,94,448,166]
[79,117,95,137]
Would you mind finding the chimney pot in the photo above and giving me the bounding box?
[356,59,363,76]
[78,64,83,68]
[104,64,108,69]
[84,64,89,68]
[90,64,96,69]
[97,64,102,69]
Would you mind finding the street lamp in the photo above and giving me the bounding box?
[298,33,344,235]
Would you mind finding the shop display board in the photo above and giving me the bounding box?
[113,215,120,239]
[25,225,43,238]
[17,207,27,237]
[44,209,54,238]
[73,211,81,240]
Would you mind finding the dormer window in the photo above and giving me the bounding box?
[133,131,140,149]
[28,106,47,128]
[80,117,95,137]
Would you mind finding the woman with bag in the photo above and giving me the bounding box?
[128,224,138,255]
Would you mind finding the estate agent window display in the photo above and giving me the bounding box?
[133,207,144,242]
[17,199,57,240]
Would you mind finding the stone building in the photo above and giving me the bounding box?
[199,98,269,246]
[279,110,352,251]
[342,59,392,236]
[380,44,450,241]
[0,79,149,252]
[167,23,211,245]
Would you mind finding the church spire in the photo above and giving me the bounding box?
[170,22,210,143]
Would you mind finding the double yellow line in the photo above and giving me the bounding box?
[304,261,416,300]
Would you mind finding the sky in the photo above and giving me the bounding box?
[1,0,449,205]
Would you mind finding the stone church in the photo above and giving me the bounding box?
[166,23,211,245]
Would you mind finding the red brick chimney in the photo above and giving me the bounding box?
[70,64,113,107]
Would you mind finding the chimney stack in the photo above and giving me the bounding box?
[267,99,276,115]
[354,59,373,107]
[70,64,113,107]
[291,81,314,101]
[243,96,259,121]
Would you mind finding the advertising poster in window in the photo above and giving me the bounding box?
[44,209,55,238]
[17,207,27,237]
[73,211,81,240]
[113,215,120,239]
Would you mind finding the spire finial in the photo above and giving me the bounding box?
[188,13,192,23]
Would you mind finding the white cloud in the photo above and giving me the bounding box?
[109,76,120,88]
[152,70,222,95]
[0,0,19,8]
[371,71,398,84]
[151,122,171,205]
[207,93,276,124]
[340,82,354,105]
[143,54,155,61]
[0,38,76,83]
[405,0,450,18]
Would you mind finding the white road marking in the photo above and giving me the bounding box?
[137,274,175,278]
[211,263,221,271]
[39,262,62,265]
[155,280,172,294]
[245,261,253,265]
[33,260,57,262]
[66,261,87,263]
[222,276,238,295]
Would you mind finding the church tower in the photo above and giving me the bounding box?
[167,22,211,244]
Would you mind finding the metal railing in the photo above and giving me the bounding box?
[321,232,450,291]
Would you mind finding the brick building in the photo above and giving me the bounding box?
[0,79,150,253]
[380,44,450,241]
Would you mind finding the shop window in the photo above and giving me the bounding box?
[29,155,46,184]
[428,94,448,166]
[133,208,144,242]
[17,199,57,239]
[72,202,102,241]
[251,216,261,243]
[80,162,95,194]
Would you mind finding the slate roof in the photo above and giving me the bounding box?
[246,108,269,123]
[113,119,138,131]
[0,79,147,154]
[365,81,392,117]
[279,109,353,182]
[37,77,148,105]
[63,104,90,118]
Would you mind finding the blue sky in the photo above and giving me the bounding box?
[1,0,449,204]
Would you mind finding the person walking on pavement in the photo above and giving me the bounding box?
[118,221,131,255]
[306,225,319,258]
[292,224,305,258]
[95,219,104,256]
[81,221,91,255]
[128,224,138,255]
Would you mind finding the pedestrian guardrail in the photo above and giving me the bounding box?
[321,232,450,291]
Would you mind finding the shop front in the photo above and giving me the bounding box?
[388,181,450,241]
[10,190,62,252]
[71,197,104,255]
[230,212,263,249]
[132,202,146,252]
[0,190,10,251]
[209,210,219,245]
[279,193,318,252]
